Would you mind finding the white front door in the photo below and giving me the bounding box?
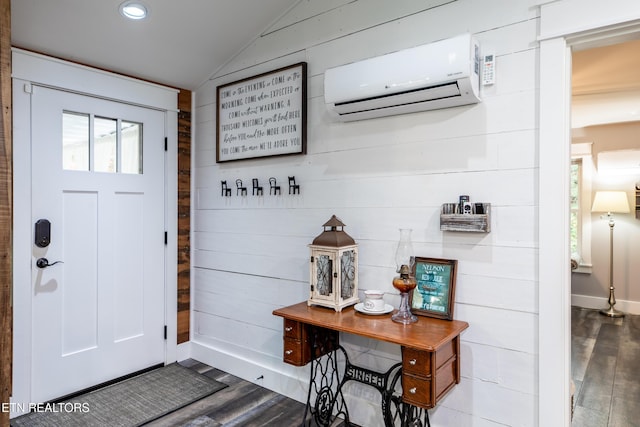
[30,86,166,402]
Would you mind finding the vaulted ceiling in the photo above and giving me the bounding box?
[572,39,640,128]
[11,0,300,90]
[11,1,640,127]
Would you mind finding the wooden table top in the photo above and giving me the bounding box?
[273,302,469,352]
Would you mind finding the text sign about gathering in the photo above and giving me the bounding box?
[216,62,307,162]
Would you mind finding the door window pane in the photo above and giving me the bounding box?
[121,121,142,174]
[63,112,145,174]
[63,112,89,171]
[94,116,118,173]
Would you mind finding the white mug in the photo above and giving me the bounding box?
[363,290,385,312]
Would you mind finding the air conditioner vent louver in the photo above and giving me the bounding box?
[333,82,463,117]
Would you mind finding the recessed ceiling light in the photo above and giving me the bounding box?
[119,1,149,20]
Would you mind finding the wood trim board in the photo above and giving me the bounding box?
[0,1,12,425]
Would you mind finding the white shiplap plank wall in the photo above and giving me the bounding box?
[193,1,540,426]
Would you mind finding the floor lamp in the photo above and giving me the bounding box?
[591,191,630,318]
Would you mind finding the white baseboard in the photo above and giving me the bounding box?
[190,341,309,404]
[571,294,640,315]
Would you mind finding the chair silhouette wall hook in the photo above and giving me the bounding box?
[221,180,231,197]
[252,178,263,196]
[236,179,247,196]
[288,176,300,194]
[269,177,281,195]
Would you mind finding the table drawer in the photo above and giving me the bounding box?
[402,347,432,377]
[402,355,458,409]
[283,337,310,366]
[281,324,338,367]
[283,319,302,339]
[401,373,433,408]
[402,340,456,377]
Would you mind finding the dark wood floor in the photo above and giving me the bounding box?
[145,359,308,426]
[571,306,640,426]
[147,359,351,427]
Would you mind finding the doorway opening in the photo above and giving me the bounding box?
[11,49,179,419]
[569,38,640,424]
[29,86,167,403]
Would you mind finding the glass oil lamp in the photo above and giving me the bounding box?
[391,229,418,324]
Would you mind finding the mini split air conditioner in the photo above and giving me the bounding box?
[324,33,481,122]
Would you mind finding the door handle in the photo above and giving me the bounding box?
[36,258,63,269]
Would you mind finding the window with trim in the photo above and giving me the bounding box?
[570,143,593,273]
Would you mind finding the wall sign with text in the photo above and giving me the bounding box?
[410,257,458,320]
[216,62,307,163]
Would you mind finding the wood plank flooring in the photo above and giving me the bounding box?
[146,359,350,427]
[571,306,640,426]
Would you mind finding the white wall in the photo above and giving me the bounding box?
[192,1,539,425]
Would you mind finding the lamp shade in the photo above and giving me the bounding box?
[591,191,630,213]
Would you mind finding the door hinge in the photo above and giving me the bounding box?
[164,325,168,340]
[164,137,168,151]
[164,231,168,245]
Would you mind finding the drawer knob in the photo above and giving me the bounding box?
[285,327,293,332]
[409,387,417,394]
[285,350,293,355]
[409,359,417,366]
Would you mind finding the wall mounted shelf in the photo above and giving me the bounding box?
[440,203,491,233]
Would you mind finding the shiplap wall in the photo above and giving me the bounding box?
[193,0,540,425]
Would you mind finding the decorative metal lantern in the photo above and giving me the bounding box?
[308,215,359,312]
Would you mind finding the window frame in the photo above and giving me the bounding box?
[570,142,594,273]
[63,110,143,174]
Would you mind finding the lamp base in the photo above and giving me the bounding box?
[599,306,625,318]
[600,284,624,318]
[391,291,417,324]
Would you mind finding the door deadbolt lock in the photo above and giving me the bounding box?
[34,219,51,248]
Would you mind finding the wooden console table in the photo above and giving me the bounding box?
[273,302,468,426]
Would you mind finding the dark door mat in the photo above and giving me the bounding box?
[12,363,227,427]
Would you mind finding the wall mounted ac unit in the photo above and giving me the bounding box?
[324,33,481,122]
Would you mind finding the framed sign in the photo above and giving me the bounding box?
[410,257,458,320]
[216,62,307,163]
